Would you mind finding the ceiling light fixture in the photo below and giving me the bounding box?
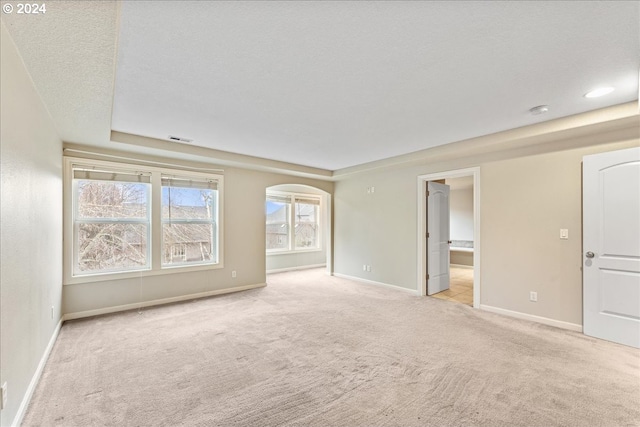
[529,105,549,115]
[584,87,615,98]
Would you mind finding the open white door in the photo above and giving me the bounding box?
[427,182,451,296]
[583,147,640,348]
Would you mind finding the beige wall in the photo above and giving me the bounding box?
[0,23,63,427]
[62,161,333,315]
[333,125,638,326]
[451,250,473,267]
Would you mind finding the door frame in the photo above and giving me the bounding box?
[417,167,481,308]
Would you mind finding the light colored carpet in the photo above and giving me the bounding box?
[24,269,640,427]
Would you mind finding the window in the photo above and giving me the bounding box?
[294,197,319,249]
[73,168,151,275]
[266,192,321,253]
[66,158,223,282]
[162,175,218,267]
[266,194,291,251]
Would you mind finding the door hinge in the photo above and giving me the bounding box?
[426,190,430,197]
[426,274,430,280]
[426,232,430,238]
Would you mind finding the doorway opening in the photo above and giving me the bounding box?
[417,168,480,308]
[265,184,332,276]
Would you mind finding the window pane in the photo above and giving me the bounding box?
[162,187,216,220]
[163,224,215,265]
[77,223,148,273]
[295,202,319,249]
[77,181,148,219]
[266,200,290,250]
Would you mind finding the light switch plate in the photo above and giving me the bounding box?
[560,229,569,239]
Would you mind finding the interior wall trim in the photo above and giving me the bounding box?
[63,147,225,173]
[266,264,327,274]
[62,283,267,321]
[332,273,419,295]
[480,304,583,332]
[11,319,63,427]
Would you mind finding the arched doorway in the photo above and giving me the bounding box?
[265,184,332,275]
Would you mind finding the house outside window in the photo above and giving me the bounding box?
[65,158,223,283]
[266,192,321,253]
[162,175,219,267]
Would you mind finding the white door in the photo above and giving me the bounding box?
[427,182,451,296]
[583,147,640,348]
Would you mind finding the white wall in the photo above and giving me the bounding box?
[0,22,63,427]
[449,186,474,241]
[62,158,333,316]
[333,121,638,327]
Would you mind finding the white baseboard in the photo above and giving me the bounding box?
[332,273,418,295]
[266,264,326,274]
[12,319,63,427]
[479,304,583,332]
[63,283,267,321]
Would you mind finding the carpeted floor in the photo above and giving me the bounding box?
[23,269,640,427]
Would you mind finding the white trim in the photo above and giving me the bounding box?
[479,304,583,332]
[266,264,326,274]
[62,283,266,321]
[266,190,323,254]
[267,248,324,256]
[417,167,481,309]
[332,273,419,295]
[450,263,474,270]
[450,247,473,253]
[63,156,225,285]
[11,319,63,427]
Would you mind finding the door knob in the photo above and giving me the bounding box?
[585,251,595,258]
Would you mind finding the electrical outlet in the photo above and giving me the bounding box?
[529,291,538,302]
[231,270,237,278]
[363,264,367,271]
[1,382,7,410]
[366,265,371,272]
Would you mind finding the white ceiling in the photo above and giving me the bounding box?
[3,1,639,172]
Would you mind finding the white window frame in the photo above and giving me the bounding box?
[72,169,152,276]
[266,191,322,255]
[64,157,224,285]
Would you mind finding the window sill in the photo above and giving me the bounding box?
[266,248,323,256]
[64,262,224,285]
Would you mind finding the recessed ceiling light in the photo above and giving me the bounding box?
[529,105,549,115]
[584,87,615,98]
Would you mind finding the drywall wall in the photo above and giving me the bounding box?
[0,22,63,427]
[62,160,333,315]
[451,250,473,267]
[333,118,638,326]
[450,187,474,241]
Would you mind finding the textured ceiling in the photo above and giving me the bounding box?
[112,1,639,170]
[3,1,639,172]
[2,1,118,145]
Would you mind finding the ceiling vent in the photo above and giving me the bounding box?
[168,135,193,143]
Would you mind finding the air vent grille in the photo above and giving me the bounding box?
[168,135,193,143]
